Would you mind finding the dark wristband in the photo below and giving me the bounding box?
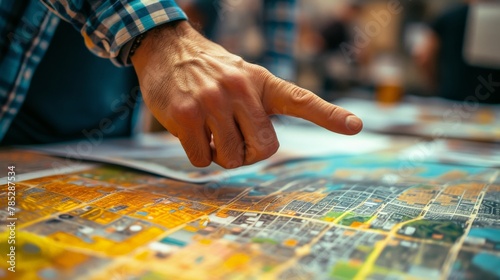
[128,33,145,58]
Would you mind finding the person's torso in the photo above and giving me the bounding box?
[1,20,140,145]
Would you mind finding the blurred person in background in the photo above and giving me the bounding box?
[414,0,500,104]
[319,1,363,94]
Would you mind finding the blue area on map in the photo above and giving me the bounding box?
[468,228,500,243]
[39,268,58,279]
[160,237,187,247]
[248,190,267,196]
[324,183,343,192]
[220,154,487,186]
[319,155,484,178]
[472,253,500,278]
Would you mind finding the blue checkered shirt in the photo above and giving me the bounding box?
[0,0,295,142]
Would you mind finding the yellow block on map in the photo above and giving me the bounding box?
[283,239,299,247]
[224,253,250,269]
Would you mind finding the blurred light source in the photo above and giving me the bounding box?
[464,2,500,69]
[371,54,404,104]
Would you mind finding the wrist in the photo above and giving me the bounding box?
[131,20,194,70]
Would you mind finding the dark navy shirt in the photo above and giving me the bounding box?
[1,21,140,145]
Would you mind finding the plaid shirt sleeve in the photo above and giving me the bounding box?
[40,0,187,66]
[0,0,60,141]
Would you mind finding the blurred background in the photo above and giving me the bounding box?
[176,0,500,104]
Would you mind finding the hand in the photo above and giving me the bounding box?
[131,21,363,169]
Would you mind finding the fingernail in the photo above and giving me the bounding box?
[346,116,362,132]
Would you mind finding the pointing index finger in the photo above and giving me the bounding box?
[261,74,363,135]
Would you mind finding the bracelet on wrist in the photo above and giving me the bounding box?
[128,33,145,58]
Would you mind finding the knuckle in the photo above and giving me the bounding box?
[252,64,271,76]
[190,157,211,168]
[220,159,242,169]
[224,70,247,89]
[217,149,244,168]
[245,108,272,130]
[200,85,221,97]
[243,145,258,164]
[232,55,245,67]
[266,139,280,156]
[256,138,279,161]
[289,86,314,107]
[199,86,224,107]
[256,126,277,146]
[182,138,211,167]
[245,133,279,163]
[326,104,341,121]
[170,100,201,124]
[248,64,272,84]
[217,138,244,168]
[226,54,246,69]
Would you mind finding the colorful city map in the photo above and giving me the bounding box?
[1,149,499,279]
